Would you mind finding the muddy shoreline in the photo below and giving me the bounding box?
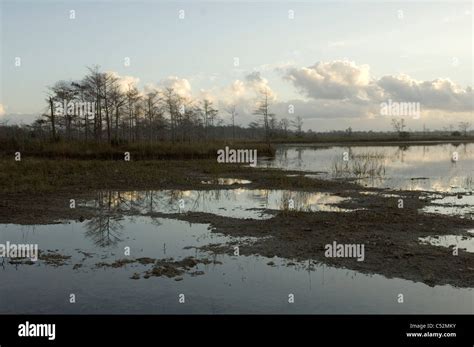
[1,161,473,289]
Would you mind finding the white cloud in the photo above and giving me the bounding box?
[272,98,378,121]
[158,76,192,99]
[377,75,472,112]
[284,60,374,100]
[106,71,140,93]
[244,72,276,99]
[0,104,5,117]
[138,73,277,125]
[282,60,473,119]
[73,63,472,130]
[223,72,275,104]
[213,72,277,122]
[143,76,194,103]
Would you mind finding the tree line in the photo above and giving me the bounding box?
[21,66,304,144]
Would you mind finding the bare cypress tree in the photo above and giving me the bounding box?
[108,78,126,143]
[49,81,77,140]
[71,81,89,141]
[83,66,104,141]
[291,116,303,137]
[253,89,274,144]
[201,99,218,142]
[47,96,57,141]
[280,118,290,138]
[163,88,179,143]
[144,91,160,142]
[125,84,141,142]
[458,122,471,136]
[226,104,238,141]
[101,72,115,143]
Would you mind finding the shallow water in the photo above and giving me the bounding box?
[1,217,472,314]
[419,232,474,253]
[201,178,252,185]
[80,189,351,220]
[1,143,473,314]
[260,143,474,192]
[421,194,474,219]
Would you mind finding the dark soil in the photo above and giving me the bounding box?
[1,159,472,288]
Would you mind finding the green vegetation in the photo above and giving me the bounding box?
[0,159,236,193]
[0,140,275,160]
[332,152,386,178]
[269,133,474,145]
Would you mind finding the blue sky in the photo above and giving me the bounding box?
[1,0,472,130]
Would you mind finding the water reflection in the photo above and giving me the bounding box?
[1,218,473,314]
[83,191,125,247]
[421,194,474,219]
[80,189,351,220]
[201,178,252,185]
[85,215,123,247]
[260,143,474,192]
[419,234,474,253]
[331,152,386,179]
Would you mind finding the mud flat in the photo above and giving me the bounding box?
[1,158,472,289]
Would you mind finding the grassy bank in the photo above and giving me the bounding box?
[0,140,275,160]
[0,159,247,193]
[270,134,474,145]
[1,136,472,161]
[0,156,352,194]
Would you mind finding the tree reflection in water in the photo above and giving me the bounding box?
[85,191,124,247]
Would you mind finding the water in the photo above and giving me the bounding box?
[200,178,252,185]
[261,142,474,221]
[1,217,472,314]
[1,143,473,314]
[419,231,474,253]
[421,194,474,219]
[260,143,474,192]
[80,189,351,220]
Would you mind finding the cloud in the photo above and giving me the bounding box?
[106,71,140,93]
[132,63,471,129]
[220,71,276,105]
[137,72,277,125]
[377,75,472,112]
[272,98,379,122]
[244,72,276,99]
[143,76,194,102]
[284,60,374,100]
[53,63,470,130]
[158,76,192,99]
[255,61,295,72]
[282,60,472,118]
[214,72,277,120]
[0,104,5,117]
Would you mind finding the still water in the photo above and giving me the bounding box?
[0,217,472,314]
[0,143,473,314]
[260,143,474,192]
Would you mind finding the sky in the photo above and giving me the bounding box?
[1,0,472,131]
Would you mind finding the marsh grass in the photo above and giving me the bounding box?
[464,176,473,191]
[0,159,244,193]
[279,190,315,215]
[0,140,275,160]
[331,151,386,178]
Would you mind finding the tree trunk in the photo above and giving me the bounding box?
[49,97,56,140]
